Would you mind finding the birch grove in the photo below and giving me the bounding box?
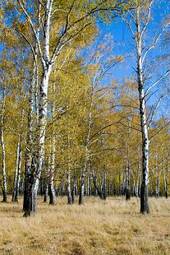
[0,0,169,218]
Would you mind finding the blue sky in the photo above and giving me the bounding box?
[80,0,170,120]
[97,0,169,81]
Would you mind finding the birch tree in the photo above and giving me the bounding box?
[122,0,170,213]
[15,0,127,215]
[0,89,7,202]
[12,133,22,202]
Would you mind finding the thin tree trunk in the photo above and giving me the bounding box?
[0,91,7,202]
[136,6,150,214]
[118,172,121,195]
[155,154,160,197]
[60,179,65,196]
[79,83,94,204]
[1,129,7,202]
[49,84,56,205]
[92,173,103,199]
[102,172,107,200]
[71,176,77,203]
[125,163,131,200]
[23,55,38,216]
[163,170,168,198]
[79,173,85,205]
[44,182,48,202]
[67,171,72,204]
[49,138,56,205]
[23,66,52,216]
[12,135,22,202]
[87,174,91,196]
[137,147,141,197]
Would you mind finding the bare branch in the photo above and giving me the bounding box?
[145,69,170,95]
[51,22,92,64]
[141,0,153,39]
[122,15,135,36]
[142,23,170,65]
[63,0,76,35]
[14,29,36,61]
[111,104,139,110]
[150,121,170,140]
[17,0,44,64]
[147,95,164,127]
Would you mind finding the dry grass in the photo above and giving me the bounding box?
[0,196,170,255]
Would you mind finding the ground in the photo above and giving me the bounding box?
[0,197,170,255]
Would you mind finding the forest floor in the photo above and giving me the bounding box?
[0,197,170,255]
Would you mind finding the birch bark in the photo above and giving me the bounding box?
[12,135,22,202]
[67,171,72,204]
[30,0,54,211]
[0,90,7,202]
[49,136,56,205]
[23,51,39,215]
[136,6,150,214]
[79,87,93,204]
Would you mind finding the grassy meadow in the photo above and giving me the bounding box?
[0,197,170,255]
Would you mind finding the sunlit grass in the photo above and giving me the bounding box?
[0,196,170,255]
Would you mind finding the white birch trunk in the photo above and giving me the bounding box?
[31,69,51,211]
[79,173,85,205]
[0,128,7,202]
[102,172,107,200]
[31,0,53,211]
[71,176,77,203]
[12,135,22,202]
[163,172,168,198]
[0,91,7,202]
[126,162,131,200]
[136,6,150,214]
[22,0,54,216]
[49,83,57,204]
[79,87,93,204]
[67,171,72,204]
[155,153,160,197]
[87,174,91,196]
[44,183,48,202]
[23,52,39,215]
[49,136,56,205]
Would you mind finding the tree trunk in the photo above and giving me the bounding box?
[92,174,103,199]
[156,173,160,198]
[125,163,131,200]
[23,65,52,216]
[44,182,48,202]
[136,6,150,214]
[102,172,107,200]
[49,82,57,204]
[0,92,7,202]
[12,135,22,202]
[118,172,121,195]
[1,129,7,202]
[79,173,85,205]
[23,156,38,217]
[164,172,168,199]
[79,85,94,203]
[23,0,53,215]
[49,138,56,205]
[23,54,39,215]
[49,181,56,204]
[67,171,72,204]
[87,174,92,196]
[71,176,77,204]
[155,154,160,197]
